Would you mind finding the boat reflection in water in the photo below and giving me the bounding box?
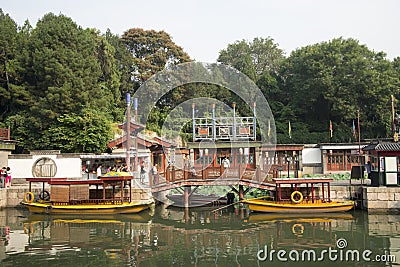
[247,213,355,250]
[22,211,155,265]
[2,206,398,266]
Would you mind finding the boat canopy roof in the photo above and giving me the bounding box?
[272,178,333,185]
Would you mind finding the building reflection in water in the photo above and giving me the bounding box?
[0,207,399,266]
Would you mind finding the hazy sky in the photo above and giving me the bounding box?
[1,0,399,62]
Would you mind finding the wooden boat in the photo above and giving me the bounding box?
[242,178,355,213]
[21,175,154,215]
[166,193,228,207]
[22,200,153,214]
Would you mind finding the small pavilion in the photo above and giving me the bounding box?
[363,140,400,186]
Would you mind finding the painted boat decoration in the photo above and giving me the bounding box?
[242,178,355,213]
[21,176,154,215]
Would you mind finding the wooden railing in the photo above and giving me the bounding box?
[152,165,272,186]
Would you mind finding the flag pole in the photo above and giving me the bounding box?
[391,95,395,134]
[328,121,330,143]
[126,93,131,172]
[357,110,361,152]
[357,110,361,164]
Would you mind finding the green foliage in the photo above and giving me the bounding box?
[121,28,191,85]
[0,9,18,121]
[1,10,400,154]
[1,12,129,153]
[48,109,113,153]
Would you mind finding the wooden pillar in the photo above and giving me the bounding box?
[112,185,115,202]
[311,183,314,203]
[121,180,124,202]
[322,182,325,202]
[129,179,132,202]
[306,183,309,202]
[278,184,282,201]
[239,185,244,200]
[185,207,190,223]
[184,186,191,208]
[166,167,170,182]
[328,182,331,202]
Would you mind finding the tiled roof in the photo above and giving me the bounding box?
[363,142,400,152]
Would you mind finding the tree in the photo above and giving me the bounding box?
[218,37,285,80]
[47,109,113,153]
[6,13,116,152]
[121,28,191,86]
[218,37,287,141]
[281,38,398,142]
[104,29,136,121]
[0,9,18,121]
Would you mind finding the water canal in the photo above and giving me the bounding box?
[0,206,398,267]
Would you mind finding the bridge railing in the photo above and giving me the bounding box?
[151,165,273,186]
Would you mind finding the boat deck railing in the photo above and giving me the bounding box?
[271,198,331,204]
[50,198,128,206]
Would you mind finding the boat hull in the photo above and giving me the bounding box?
[242,199,355,213]
[166,194,227,207]
[21,200,154,215]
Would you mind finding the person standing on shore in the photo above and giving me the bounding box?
[97,164,102,178]
[140,163,146,183]
[0,167,5,188]
[5,167,11,188]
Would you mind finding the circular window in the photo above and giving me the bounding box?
[32,157,57,177]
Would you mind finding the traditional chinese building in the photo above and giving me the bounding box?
[151,103,274,207]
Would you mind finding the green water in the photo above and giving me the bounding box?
[0,206,398,267]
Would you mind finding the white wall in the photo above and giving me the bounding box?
[0,151,11,169]
[8,154,81,178]
[302,148,321,164]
